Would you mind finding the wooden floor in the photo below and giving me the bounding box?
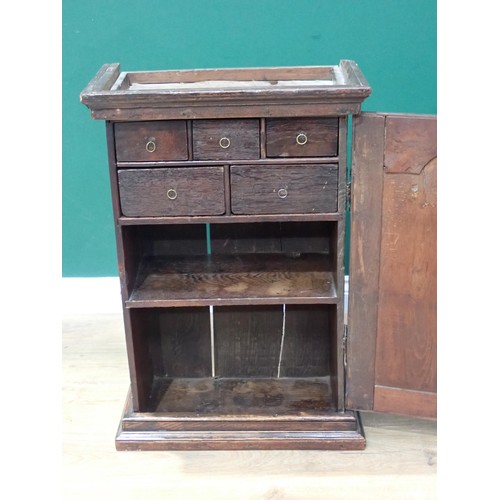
[62,313,437,499]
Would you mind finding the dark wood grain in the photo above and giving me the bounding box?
[125,66,336,85]
[114,121,188,162]
[116,389,366,450]
[121,394,359,432]
[119,213,343,226]
[144,224,208,257]
[125,309,158,411]
[384,115,437,174]
[92,102,367,121]
[230,164,338,215]
[126,254,338,308]
[154,377,334,414]
[128,307,213,412]
[210,221,332,255]
[374,386,437,419]
[266,118,339,157]
[346,113,385,410]
[106,121,152,412]
[81,61,372,122]
[123,417,356,432]
[193,119,260,160]
[117,156,340,169]
[278,305,331,378]
[214,306,283,377]
[118,167,225,217]
[115,429,366,451]
[333,117,347,410]
[119,225,208,296]
[210,222,283,255]
[375,157,436,393]
[347,113,437,419]
[81,62,376,450]
[158,308,212,379]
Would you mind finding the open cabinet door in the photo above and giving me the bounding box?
[346,113,436,418]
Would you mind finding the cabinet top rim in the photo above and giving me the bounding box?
[80,61,371,121]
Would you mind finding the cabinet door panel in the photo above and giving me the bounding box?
[347,113,436,419]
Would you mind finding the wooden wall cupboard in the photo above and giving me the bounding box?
[81,62,436,450]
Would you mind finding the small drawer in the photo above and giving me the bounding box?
[230,164,338,215]
[118,167,225,217]
[266,118,339,158]
[115,121,188,162]
[193,119,260,160]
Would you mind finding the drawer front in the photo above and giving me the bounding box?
[230,164,338,215]
[193,119,260,160]
[266,118,339,158]
[118,167,225,216]
[115,121,188,162]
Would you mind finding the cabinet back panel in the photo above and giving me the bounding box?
[158,308,212,378]
[210,222,333,255]
[278,305,331,378]
[123,224,208,257]
[214,306,283,378]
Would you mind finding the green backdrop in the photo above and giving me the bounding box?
[63,0,436,277]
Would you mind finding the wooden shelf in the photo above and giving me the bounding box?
[119,213,343,225]
[116,157,340,168]
[116,379,366,450]
[148,376,338,417]
[126,253,338,308]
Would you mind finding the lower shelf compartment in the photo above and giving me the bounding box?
[116,379,366,450]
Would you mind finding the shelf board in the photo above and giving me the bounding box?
[116,157,340,168]
[119,213,343,225]
[126,253,338,308]
[149,376,338,417]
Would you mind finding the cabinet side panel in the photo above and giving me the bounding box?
[106,122,151,411]
[126,309,157,411]
[346,113,385,410]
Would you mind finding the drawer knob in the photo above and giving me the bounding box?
[145,137,157,153]
[219,137,231,149]
[296,133,308,146]
[277,188,288,199]
[166,188,178,200]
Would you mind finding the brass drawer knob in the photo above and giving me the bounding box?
[219,137,231,149]
[166,188,178,200]
[277,188,288,199]
[145,137,156,153]
[296,133,308,146]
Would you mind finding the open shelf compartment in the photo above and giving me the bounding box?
[116,303,364,450]
[128,303,339,412]
[123,221,340,307]
[127,253,337,307]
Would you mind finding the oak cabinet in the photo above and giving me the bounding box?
[81,61,436,450]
